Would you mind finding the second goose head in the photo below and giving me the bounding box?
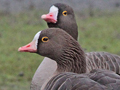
[41,3,78,40]
[18,28,86,73]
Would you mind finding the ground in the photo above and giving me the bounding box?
[0,11,120,90]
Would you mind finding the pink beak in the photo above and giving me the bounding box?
[18,41,37,53]
[41,13,57,23]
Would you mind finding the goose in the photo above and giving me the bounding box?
[31,3,120,90]
[31,3,78,89]
[18,28,120,90]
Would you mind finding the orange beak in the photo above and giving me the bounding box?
[18,41,37,53]
[41,13,57,23]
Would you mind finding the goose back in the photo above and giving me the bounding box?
[86,52,120,74]
[44,69,120,90]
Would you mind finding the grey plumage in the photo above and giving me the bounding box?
[86,52,120,74]
[44,69,120,90]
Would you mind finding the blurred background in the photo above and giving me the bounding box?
[0,0,120,90]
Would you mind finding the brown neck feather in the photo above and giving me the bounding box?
[56,40,86,74]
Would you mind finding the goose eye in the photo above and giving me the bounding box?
[62,11,67,16]
[41,37,49,42]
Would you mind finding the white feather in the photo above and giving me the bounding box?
[33,31,41,49]
[49,5,59,21]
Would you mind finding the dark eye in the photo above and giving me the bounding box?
[62,11,67,16]
[41,37,49,42]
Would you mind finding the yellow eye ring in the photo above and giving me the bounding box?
[41,37,49,42]
[62,11,67,16]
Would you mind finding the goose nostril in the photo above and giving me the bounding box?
[26,45,30,47]
[49,14,53,17]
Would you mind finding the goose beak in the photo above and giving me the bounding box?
[18,41,37,53]
[41,13,57,23]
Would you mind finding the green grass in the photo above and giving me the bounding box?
[77,14,120,54]
[0,11,45,90]
[0,11,120,90]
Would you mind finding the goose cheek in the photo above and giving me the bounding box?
[18,41,37,53]
[41,13,57,23]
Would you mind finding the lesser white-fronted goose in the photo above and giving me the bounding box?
[18,28,120,90]
[31,3,78,89]
[30,3,120,90]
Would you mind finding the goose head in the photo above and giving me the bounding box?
[41,3,78,40]
[18,28,86,73]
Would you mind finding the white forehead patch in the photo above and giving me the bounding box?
[33,31,41,49]
[33,31,41,41]
[49,5,58,13]
[49,5,59,21]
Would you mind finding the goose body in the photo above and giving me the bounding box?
[86,52,120,73]
[18,28,120,90]
[30,3,120,89]
[44,70,120,90]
